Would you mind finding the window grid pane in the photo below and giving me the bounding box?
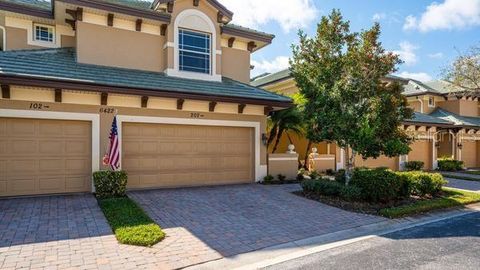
[179,29,211,74]
[35,25,54,42]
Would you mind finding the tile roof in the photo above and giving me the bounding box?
[404,112,453,126]
[222,24,275,40]
[2,0,51,10]
[430,108,480,127]
[250,69,291,87]
[0,48,291,105]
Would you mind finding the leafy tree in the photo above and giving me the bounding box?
[444,44,480,91]
[290,10,413,182]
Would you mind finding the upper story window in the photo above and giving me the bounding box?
[428,96,435,107]
[179,29,211,74]
[34,23,55,43]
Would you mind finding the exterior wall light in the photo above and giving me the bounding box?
[457,143,463,150]
[262,133,268,146]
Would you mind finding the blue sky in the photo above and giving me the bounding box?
[221,0,480,82]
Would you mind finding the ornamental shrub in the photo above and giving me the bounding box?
[335,169,346,184]
[301,178,344,196]
[404,161,424,171]
[340,185,363,201]
[263,174,274,184]
[397,171,447,197]
[277,174,287,182]
[350,168,405,203]
[93,170,128,199]
[437,158,464,171]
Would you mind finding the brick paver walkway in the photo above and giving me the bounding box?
[130,184,384,258]
[0,184,385,270]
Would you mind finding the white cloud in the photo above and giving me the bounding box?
[403,0,480,32]
[372,13,387,21]
[397,72,433,82]
[221,0,319,32]
[393,41,419,66]
[251,56,290,77]
[428,52,444,59]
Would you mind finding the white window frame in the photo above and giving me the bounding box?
[33,23,55,44]
[178,28,212,75]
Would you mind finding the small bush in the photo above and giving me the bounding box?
[438,158,464,171]
[326,169,334,176]
[263,174,274,183]
[335,169,346,184]
[296,173,305,181]
[277,174,287,182]
[397,171,447,197]
[309,170,320,180]
[340,185,363,201]
[350,168,405,203]
[93,170,128,199]
[301,178,344,196]
[404,161,424,171]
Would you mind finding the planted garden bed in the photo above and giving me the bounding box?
[297,168,480,219]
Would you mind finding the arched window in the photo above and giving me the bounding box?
[167,9,221,81]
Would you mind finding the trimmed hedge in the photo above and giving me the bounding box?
[350,168,407,203]
[404,161,424,171]
[397,171,447,197]
[93,170,128,199]
[438,158,464,171]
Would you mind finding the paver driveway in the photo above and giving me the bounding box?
[129,184,385,260]
[0,184,385,270]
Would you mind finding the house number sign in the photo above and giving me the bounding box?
[190,112,205,118]
[29,103,50,110]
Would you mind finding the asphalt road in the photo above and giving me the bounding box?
[265,212,480,270]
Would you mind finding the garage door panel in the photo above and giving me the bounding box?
[8,119,36,136]
[0,118,92,197]
[38,176,65,191]
[0,119,6,135]
[39,159,65,173]
[65,140,90,154]
[10,140,37,154]
[123,123,254,189]
[0,181,6,194]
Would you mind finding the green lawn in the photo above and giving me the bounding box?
[379,188,480,219]
[98,197,165,247]
[441,173,480,182]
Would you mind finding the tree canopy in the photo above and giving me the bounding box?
[444,44,480,92]
[290,10,413,163]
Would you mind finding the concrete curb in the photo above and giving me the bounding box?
[185,203,480,270]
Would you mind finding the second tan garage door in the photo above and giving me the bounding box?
[123,123,254,189]
[0,117,92,197]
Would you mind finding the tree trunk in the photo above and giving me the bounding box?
[286,133,294,145]
[272,128,284,153]
[267,124,278,147]
[303,140,313,169]
[345,146,356,185]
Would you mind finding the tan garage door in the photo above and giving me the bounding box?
[408,140,432,170]
[123,123,254,189]
[0,118,92,197]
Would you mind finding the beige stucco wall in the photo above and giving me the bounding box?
[268,153,299,179]
[461,140,477,168]
[221,47,251,83]
[408,140,432,170]
[76,21,165,72]
[355,155,399,171]
[438,99,479,117]
[4,27,43,50]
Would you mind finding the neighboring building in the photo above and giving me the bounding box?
[0,0,292,197]
[252,69,480,171]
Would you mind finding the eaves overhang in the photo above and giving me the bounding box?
[0,73,293,108]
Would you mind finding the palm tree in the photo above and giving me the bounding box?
[267,106,304,153]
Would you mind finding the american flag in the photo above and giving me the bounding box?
[108,116,120,171]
